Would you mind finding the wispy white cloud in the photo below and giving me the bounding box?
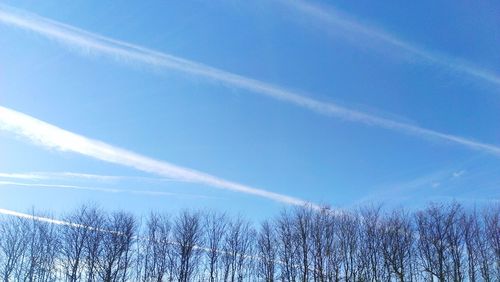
[281,0,500,87]
[356,165,485,206]
[0,171,170,182]
[452,170,466,178]
[0,172,48,180]
[0,180,215,199]
[0,208,77,226]
[355,169,452,206]
[59,172,170,182]
[0,208,119,234]
[0,106,314,207]
[0,5,499,157]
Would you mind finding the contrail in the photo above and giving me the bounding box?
[0,171,172,182]
[0,6,499,156]
[0,180,215,199]
[280,0,500,87]
[0,106,314,207]
[0,208,119,234]
[0,172,48,180]
[0,208,78,227]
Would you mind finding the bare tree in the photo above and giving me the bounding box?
[222,216,255,282]
[337,212,360,282]
[275,210,299,282]
[484,205,500,280]
[309,207,328,282]
[38,215,60,282]
[140,212,172,282]
[380,209,414,282]
[19,210,60,282]
[463,209,480,282]
[417,204,443,281]
[293,207,312,282]
[358,205,385,281]
[0,216,29,281]
[416,203,464,282]
[60,205,94,281]
[237,220,255,282]
[173,210,203,282]
[446,204,465,282]
[257,220,277,282]
[95,211,136,282]
[322,209,341,282]
[203,211,227,282]
[82,206,106,282]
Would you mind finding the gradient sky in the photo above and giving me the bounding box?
[1,0,499,221]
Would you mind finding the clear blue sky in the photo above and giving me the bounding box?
[1,0,499,221]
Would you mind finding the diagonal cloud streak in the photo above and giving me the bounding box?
[280,0,500,87]
[0,208,122,235]
[0,5,499,157]
[0,208,77,226]
[0,171,172,182]
[0,180,215,199]
[0,172,48,180]
[0,106,313,207]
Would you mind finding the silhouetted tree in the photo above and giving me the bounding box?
[337,212,360,282]
[204,211,227,282]
[463,209,480,282]
[358,205,385,281]
[257,220,277,282]
[416,203,463,282]
[0,216,29,281]
[222,216,255,282]
[275,210,299,282]
[139,212,172,282]
[484,206,500,280]
[380,209,414,282]
[82,206,106,282]
[95,211,136,282]
[60,205,94,281]
[294,207,312,282]
[173,210,203,282]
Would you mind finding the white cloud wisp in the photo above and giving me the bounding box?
[0,171,170,182]
[1,6,499,157]
[0,106,314,207]
[281,0,500,87]
[0,180,215,199]
[0,208,78,227]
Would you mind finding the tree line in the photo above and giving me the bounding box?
[0,202,499,281]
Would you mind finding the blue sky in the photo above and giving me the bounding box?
[1,0,499,221]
